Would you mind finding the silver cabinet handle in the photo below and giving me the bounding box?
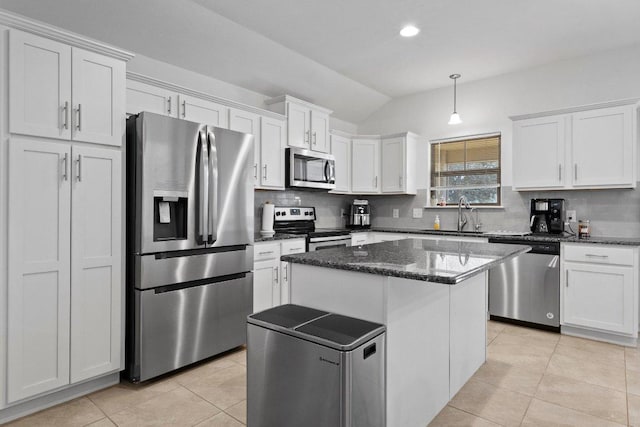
[289,248,304,252]
[76,104,81,131]
[574,164,578,180]
[374,176,378,187]
[399,176,403,187]
[63,101,69,130]
[263,165,267,180]
[283,265,288,282]
[254,164,258,179]
[76,155,82,182]
[313,131,317,145]
[167,97,172,115]
[258,251,274,256]
[558,164,562,181]
[566,270,569,287]
[274,267,279,284]
[585,253,609,258]
[62,153,68,181]
[182,100,186,118]
[305,130,310,143]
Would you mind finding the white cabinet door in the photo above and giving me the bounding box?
[253,259,279,313]
[572,105,634,188]
[331,134,351,193]
[72,48,125,146]
[310,110,330,153]
[179,94,229,128]
[260,116,286,189]
[230,108,261,185]
[280,239,306,305]
[70,146,122,383]
[287,102,311,149]
[513,115,567,189]
[381,137,405,193]
[126,80,177,117]
[563,263,635,334]
[7,139,71,402]
[351,139,380,193]
[9,30,72,140]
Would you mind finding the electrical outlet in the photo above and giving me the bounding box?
[392,208,399,218]
[412,208,423,219]
[566,210,577,223]
[340,208,345,217]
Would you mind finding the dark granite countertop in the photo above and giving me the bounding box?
[357,228,640,246]
[281,238,530,284]
[254,233,305,243]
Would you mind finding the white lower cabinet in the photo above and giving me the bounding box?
[280,239,306,305]
[561,243,638,342]
[253,239,306,312]
[7,138,122,402]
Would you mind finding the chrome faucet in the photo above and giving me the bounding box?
[457,195,472,231]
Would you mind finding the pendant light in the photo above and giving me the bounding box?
[448,74,462,125]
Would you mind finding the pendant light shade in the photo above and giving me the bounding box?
[448,74,462,125]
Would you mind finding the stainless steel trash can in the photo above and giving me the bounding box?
[247,304,386,427]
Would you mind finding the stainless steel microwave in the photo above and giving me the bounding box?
[285,148,336,190]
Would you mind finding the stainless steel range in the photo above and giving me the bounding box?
[273,206,351,251]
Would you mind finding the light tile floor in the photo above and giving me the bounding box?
[8,320,640,426]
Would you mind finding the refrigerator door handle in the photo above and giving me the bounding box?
[207,129,218,244]
[197,129,209,244]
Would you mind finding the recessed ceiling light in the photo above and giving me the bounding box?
[400,25,420,37]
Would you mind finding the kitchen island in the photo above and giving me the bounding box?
[281,238,530,427]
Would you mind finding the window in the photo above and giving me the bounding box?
[430,134,501,206]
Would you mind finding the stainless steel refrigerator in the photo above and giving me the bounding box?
[125,112,254,382]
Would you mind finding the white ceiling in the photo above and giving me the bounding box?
[2,0,640,123]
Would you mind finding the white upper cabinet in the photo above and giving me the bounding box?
[9,31,72,140]
[259,116,286,189]
[310,110,330,153]
[229,108,261,184]
[179,94,229,128]
[511,100,637,191]
[71,49,126,146]
[9,29,126,146]
[266,95,332,153]
[513,115,567,190]
[571,105,635,188]
[126,80,177,117]
[330,133,351,193]
[381,134,417,194]
[351,138,380,193]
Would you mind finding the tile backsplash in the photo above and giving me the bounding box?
[255,185,640,238]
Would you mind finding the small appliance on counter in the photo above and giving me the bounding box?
[347,199,371,229]
[260,202,275,237]
[530,198,565,234]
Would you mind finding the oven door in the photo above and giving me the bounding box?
[308,236,351,251]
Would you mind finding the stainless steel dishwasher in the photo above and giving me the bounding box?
[488,238,560,330]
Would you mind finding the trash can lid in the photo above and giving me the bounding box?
[248,304,386,351]
[296,313,385,351]
[248,304,328,329]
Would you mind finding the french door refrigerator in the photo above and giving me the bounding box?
[125,112,254,382]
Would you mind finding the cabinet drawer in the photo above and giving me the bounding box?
[254,243,281,261]
[563,244,634,266]
[281,239,306,255]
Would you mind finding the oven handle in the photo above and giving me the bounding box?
[309,235,351,243]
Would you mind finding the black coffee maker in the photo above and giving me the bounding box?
[530,199,565,234]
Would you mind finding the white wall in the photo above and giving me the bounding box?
[358,43,640,186]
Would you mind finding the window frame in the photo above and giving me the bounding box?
[429,133,502,207]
